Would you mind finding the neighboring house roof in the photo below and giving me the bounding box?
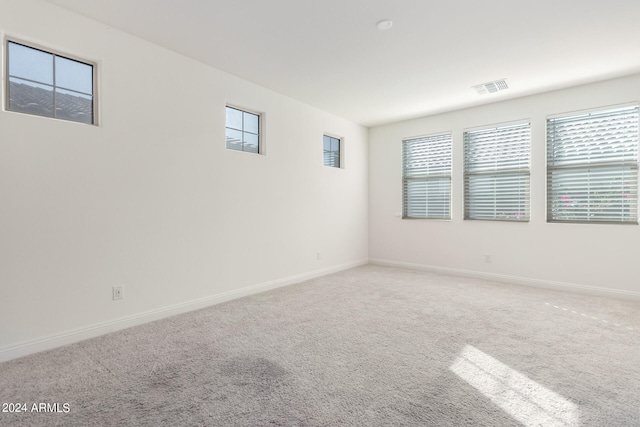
[8,80,93,124]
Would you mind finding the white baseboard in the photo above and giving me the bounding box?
[369,258,640,301]
[0,259,368,363]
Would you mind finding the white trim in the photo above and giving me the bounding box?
[463,118,530,133]
[369,258,640,301]
[0,259,368,363]
[546,102,639,121]
[402,130,452,144]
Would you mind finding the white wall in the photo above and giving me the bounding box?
[369,74,640,299]
[0,0,368,360]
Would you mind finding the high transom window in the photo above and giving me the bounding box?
[323,135,341,168]
[6,40,95,124]
[225,106,261,153]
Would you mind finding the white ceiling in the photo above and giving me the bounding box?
[48,0,640,127]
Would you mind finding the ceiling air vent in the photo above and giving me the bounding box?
[473,79,509,95]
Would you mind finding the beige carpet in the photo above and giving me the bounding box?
[1,265,639,426]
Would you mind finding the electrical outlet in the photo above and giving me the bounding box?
[112,286,123,300]
[484,254,492,264]
[316,252,322,261]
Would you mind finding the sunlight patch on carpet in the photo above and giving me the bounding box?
[450,345,579,427]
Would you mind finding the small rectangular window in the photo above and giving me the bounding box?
[402,133,452,219]
[547,105,639,224]
[226,105,261,153]
[464,122,531,221]
[6,40,95,124]
[323,135,341,168]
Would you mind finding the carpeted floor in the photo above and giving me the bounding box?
[1,265,639,426]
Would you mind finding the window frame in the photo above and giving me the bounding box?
[546,104,639,225]
[323,134,342,168]
[463,121,531,222]
[225,104,263,154]
[402,132,452,220]
[4,37,98,125]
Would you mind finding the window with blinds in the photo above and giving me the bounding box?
[547,105,639,224]
[402,133,452,219]
[464,122,530,221]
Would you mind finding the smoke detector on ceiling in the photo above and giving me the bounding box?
[473,79,509,95]
[376,20,393,30]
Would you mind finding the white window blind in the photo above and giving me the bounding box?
[464,122,530,221]
[547,105,639,224]
[402,133,452,219]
